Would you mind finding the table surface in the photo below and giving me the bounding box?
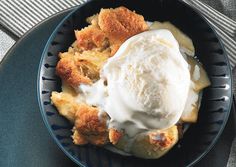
[0,9,235,167]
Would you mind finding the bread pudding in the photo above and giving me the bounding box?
[51,6,210,159]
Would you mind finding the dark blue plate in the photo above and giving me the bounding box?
[0,9,78,167]
[37,0,232,167]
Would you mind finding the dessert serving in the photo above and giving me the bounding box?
[50,6,211,159]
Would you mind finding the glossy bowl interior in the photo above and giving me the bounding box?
[37,0,232,166]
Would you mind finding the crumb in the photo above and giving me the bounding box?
[74,104,109,145]
[149,131,174,148]
[109,128,123,145]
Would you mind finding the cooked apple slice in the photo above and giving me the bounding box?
[114,126,178,159]
[150,21,195,56]
[181,56,210,123]
[181,86,200,123]
[186,56,211,92]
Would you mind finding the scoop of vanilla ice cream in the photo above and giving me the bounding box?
[80,29,191,137]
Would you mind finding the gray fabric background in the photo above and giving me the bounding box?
[202,0,236,20]
[0,30,15,61]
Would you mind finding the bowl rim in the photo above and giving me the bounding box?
[37,0,233,166]
[181,2,233,167]
[37,3,88,167]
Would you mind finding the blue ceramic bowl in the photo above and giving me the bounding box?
[37,0,233,166]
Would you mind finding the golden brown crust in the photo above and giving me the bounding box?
[78,49,110,69]
[74,104,109,145]
[86,14,99,26]
[75,6,148,56]
[75,25,108,51]
[56,56,92,87]
[51,91,78,122]
[72,128,88,145]
[109,128,123,145]
[56,46,110,88]
[51,91,109,145]
[98,7,148,44]
[109,44,121,56]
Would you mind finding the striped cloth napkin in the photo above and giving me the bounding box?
[0,0,86,37]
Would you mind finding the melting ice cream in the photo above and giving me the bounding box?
[79,30,191,137]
